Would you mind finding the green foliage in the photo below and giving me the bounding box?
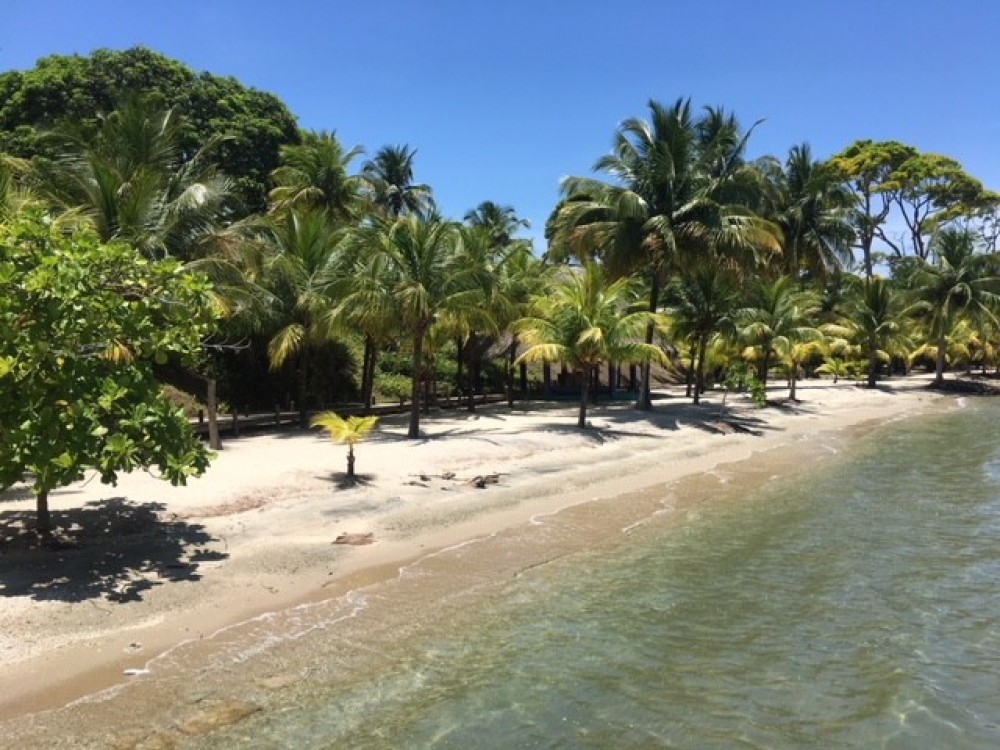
[311,411,379,446]
[723,362,767,407]
[375,372,412,404]
[0,47,299,213]
[0,209,218,529]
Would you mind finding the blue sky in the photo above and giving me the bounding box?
[5,1,1000,251]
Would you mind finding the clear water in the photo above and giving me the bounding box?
[17,400,1000,748]
[198,400,999,749]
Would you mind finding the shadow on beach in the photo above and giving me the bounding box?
[0,498,228,604]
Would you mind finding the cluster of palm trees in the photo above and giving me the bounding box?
[3,95,999,439]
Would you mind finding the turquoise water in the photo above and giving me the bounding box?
[186,399,1000,749]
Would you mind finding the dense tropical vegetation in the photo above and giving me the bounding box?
[4,46,1000,532]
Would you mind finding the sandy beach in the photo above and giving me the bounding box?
[0,377,950,743]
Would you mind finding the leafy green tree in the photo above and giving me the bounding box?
[0,209,217,535]
[310,412,379,480]
[827,140,917,278]
[464,200,530,246]
[0,47,299,213]
[908,228,1000,384]
[516,263,665,428]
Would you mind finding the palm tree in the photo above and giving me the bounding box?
[362,145,434,218]
[367,215,465,438]
[30,98,232,260]
[908,228,1000,385]
[516,263,665,428]
[311,411,379,480]
[260,209,345,426]
[738,276,822,388]
[831,276,912,387]
[464,200,530,245]
[550,98,780,409]
[663,264,740,404]
[760,143,855,279]
[269,130,364,220]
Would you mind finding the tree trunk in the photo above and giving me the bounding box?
[36,488,51,537]
[789,363,798,401]
[455,337,464,402]
[347,445,355,479]
[408,329,425,438]
[867,343,879,389]
[507,338,517,408]
[578,365,591,428]
[637,277,660,411]
[361,336,375,412]
[297,349,309,428]
[628,364,637,392]
[758,352,770,386]
[467,334,477,413]
[934,332,947,385]
[206,378,222,450]
[694,337,708,406]
[519,356,528,396]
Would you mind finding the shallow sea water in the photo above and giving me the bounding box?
[16,398,1000,748]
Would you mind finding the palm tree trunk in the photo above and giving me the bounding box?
[637,277,660,411]
[408,329,425,438]
[789,363,798,401]
[206,377,222,450]
[507,338,517,408]
[694,337,708,405]
[347,445,355,479]
[361,336,375,412]
[578,365,592,428]
[934,332,947,385]
[467,333,477,413]
[455,337,464,400]
[519,360,528,396]
[297,349,309,428]
[867,343,879,389]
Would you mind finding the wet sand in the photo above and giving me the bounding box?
[0,378,949,746]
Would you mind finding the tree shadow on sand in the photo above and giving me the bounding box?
[0,498,228,603]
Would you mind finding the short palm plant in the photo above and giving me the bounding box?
[311,412,379,480]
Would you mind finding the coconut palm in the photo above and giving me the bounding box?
[362,145,434,218]
[310,411,379,480]
[30,98,233,260]
[663,263,741,404]
[464,200,530,246]
[830,276,912,387]
[269,130,365,220]
[738,276,822,387]
[759,143,855,279]
[260,209,345,426]
[515,263,666,428]
[908,228,1000,384]
[551,98,780,409]
[366,215,465,438]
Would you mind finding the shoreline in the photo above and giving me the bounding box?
[0,377,953,742]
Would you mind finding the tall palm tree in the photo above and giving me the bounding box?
[663,263,741,404]
[760,143,855,279]
[908,228,1000,385]
[269,130,365,220]
[738,276,822,387]
[516,263,665,428]
[550,98,780,409]
[260,209,345,426]
[464,200,530,246]
[368,215,465,438]
[362,145,434,219]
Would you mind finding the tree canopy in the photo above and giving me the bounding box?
[0,47,300,213]
[0,209,218,534]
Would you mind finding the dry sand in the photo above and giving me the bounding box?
[0,377,950,735]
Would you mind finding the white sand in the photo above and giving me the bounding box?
[0,377,948,721]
